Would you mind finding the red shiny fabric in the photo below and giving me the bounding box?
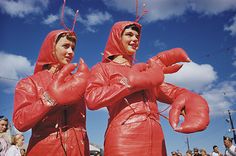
[13,30,89,156]
[85,21,167,155]
[85,62,167,155]
[85,21,209,156]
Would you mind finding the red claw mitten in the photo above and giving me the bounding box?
[148,48,191,74]
[47,58,90,105]
[127,61,164,90]
[169,91,209,133]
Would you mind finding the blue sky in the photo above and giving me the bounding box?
[0,0,236,154]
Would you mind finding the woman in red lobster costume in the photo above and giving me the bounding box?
[13,2,90,154]
[85,21,209,155]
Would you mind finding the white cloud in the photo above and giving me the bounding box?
[189,0,236,15]
[158,63,235,118]
[41,6,77,27]
[160,61,236,118]
[78,11,112,32]
[0,0,49,18]
[233,61,236,67]
[158,80,236,118]
[225,15,236,36]
[41,6,112,32]
[102,0,236,23]
[165,62,217,91]
[0,51,34,93]
[201,81,236,117]
[153,40,167,50]
[42,14,59,25]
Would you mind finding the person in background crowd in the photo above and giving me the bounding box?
[200,149,209,156]
[5,133,24,156]
[224,136,236,156]
[193,148,202,156]
[20,148,26,156]
[211,145,223,156]
[186,149,193,156]
[172,151,178,156]
[0,116,11,156]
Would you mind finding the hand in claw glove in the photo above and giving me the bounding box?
[127,61,164,90]
[148,48,191,74]
[169,91,210,133]
[47,58,90,105]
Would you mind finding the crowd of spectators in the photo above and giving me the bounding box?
[1,115,236,156]
[171,137,236,156]
[0,116,26,156]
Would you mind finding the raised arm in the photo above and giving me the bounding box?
[85,62,164,110]
[13,60,90,132]
[13,78,53,132]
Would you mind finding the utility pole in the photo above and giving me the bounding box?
[186,136,190,151]
[227,110,236,144]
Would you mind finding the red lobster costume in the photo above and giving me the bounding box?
[13,30,90,156]
[85,21,209,155]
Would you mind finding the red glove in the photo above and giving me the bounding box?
[127,61,164,90]
[148,48,191,74]
[169,91,209,133]
[47,58,90,105]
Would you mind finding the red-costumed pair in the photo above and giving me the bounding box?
[13,0,209,155]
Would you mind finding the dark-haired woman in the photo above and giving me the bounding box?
[85,21,209,156]
[13,30,90,156]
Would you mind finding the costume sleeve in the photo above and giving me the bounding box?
[13,78,53,132]
[155,82,187,104]
[85,64,132,110]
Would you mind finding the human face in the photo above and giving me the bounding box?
[16,135,24,147]
[0,120,8,133]
[213,147,219,152]
[55,36,75,66]
[121,27,140,55]
[224,139,232,148]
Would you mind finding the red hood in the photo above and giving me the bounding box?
[34,30,76,74]
[102,21,142,63]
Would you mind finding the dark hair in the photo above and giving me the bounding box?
[224,136,233,142]
[213,145,218,149]
[55,32,76,44]
[193,148,198,152]
[123,24,140,34]
[186,150,192,154]
[0,116,8,122]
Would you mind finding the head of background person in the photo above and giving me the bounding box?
[200,149,207,155]
[171,151,178,156]
[20,148,26,156]
[0,116,8,133]
[193,148,199,155]
[34,30,77,74]
[224,136,233,148]
[11,133,24,147]
[102,21,141,64]
[186,149,192,156]
[213,145,219,153]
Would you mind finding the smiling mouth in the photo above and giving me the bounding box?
[65,57,72,62]
[131,44,138,50]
